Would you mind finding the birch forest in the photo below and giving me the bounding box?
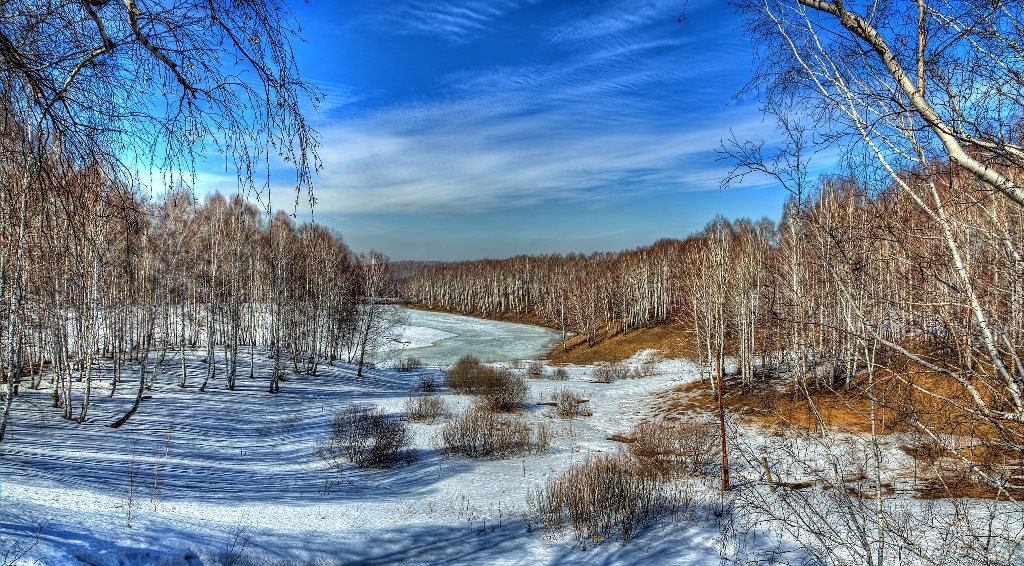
[0,160,392,437]
[0,0,388,440]
[4,0,1024,564]
[405,163,1024,499]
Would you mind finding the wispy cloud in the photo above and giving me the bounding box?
[545,0,685,44]
[299,44,769,215]
[367,0,536,42]
[258,0,779,219]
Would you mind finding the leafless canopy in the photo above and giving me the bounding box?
[0,0,318,195]
[735,0,1024,206]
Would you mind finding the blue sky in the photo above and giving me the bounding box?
[245,0,804,260]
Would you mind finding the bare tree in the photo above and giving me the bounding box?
[0,0,319,438]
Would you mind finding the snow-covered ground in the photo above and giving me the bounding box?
[0,314,730,565]
[5,312,1018,565]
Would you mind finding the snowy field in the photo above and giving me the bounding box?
[0,314,731,565]
[5,311,1016,565]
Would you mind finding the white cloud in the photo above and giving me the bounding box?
[367,0,538,42]
[301,102,770,214]
[545,0,684,44]
[247,0,784,219]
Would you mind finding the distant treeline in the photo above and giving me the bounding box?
[403,168,1024,396]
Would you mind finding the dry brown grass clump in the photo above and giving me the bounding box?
[549,388,592,419]
[444,355,527,411]
[404,394,450,423]
[528,452,669,546]
[592,361,630,383]
[441,406,549,458]
[590,355,658,383]
[525,361,546,379]
[629,418,717,477]
[550,367,570,380]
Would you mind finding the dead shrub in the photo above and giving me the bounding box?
[314,405,414,469]
[528,452,668,546]
[592,361,630,383]
[442,406,549,458]
[405,394,450,423]
[418,374,438,392]
[629,418,717,477]
[444,355,528,411]
[550,388,592,419]
[550,367,570,380]
[525,361,546,379]
[394,356,424,372]
[444,355,490,393]
[480,368,528,411]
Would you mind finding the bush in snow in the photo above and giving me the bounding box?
[404,394,450,424]
[550,367,570,381]
[445,355,528,411]
[528,452,668,546]
[479,368,528,412]
[442,406,549,458]
[444,355,489,393]
[418,374,438,392]
[550,388,592,419]
[591,361,630,383]
[525,361,546,379]
[394,356,424,372]
[629,418,717,478]
[315,405,414,469]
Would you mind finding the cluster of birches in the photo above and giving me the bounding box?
[406,163,1024,419]
[0,138,395,431]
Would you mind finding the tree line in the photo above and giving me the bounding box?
[0,0,322,441]
[403,159,1024,484]
[403,242,676,346]
[0,124,393,437]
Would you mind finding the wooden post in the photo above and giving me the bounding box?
[717,347,730,492]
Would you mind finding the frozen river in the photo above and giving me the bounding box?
[386,306,562,366]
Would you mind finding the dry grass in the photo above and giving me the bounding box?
[651,363,1024,500]
[550,367,569,380]
[629,418,718,478]
[591,361,630,383]
[404,394,450,423]
[525,361,546,379]
[547,388,592,419]
[441,405,549,458]
[528,452,671,546]
[547,323,695,365]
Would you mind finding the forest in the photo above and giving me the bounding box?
[0,166,405,438]
[405,164,1024,496]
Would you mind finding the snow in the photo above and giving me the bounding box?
[4,311,1016,564]
[0,313,730,566]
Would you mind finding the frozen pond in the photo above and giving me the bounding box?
[386,307,562,366]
